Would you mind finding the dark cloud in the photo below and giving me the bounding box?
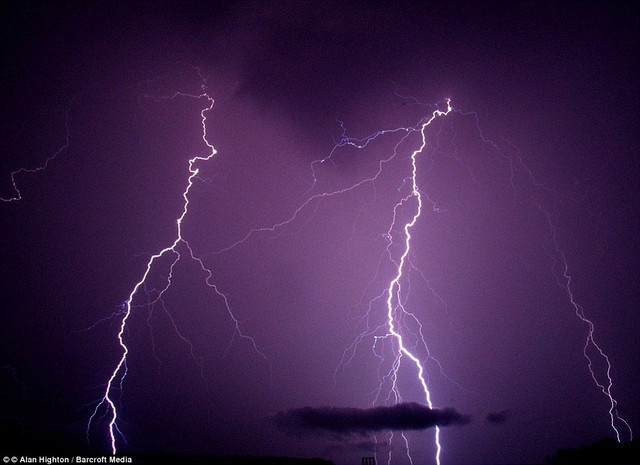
[485,410,509,425]
[273,402,471,437]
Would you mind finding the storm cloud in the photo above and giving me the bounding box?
[485,410,509,425]
[273,402,471,436]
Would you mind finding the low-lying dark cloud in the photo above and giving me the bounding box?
[273,402,471,436]
[485,410,509,425]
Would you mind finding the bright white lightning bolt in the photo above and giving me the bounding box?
[324,100,633,463]
[214,99,454,464]
[7,69,631,461]
[379,100,453,465]
[87,85,269,454]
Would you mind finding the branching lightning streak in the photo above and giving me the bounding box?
[213,99,454,464]
[541,207,633,442]
[459,109,633,444]
[87,87,269,454]
[8,72,632,460]
[213,128,416,256]
[304,97,632,463]
[1,111,70,202]
[379,101,452,465]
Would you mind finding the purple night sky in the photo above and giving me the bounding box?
[1,2,638,465]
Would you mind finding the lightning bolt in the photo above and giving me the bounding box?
[86,80,269,454]
[323,99,633,463]
[378,100,453,465]
[5,66,632,462]
[1,111,70,202]
[457,109,634,445]
[540,207,633,442]
[214,99,454,464]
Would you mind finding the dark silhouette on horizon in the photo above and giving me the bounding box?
[545,438,638,465]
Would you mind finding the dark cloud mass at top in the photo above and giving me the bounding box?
[273,403,471,436]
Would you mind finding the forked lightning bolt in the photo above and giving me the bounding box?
[217,100,454,464]
[379,100,453,465]
[4,71,632,462]
[212,95,633,464]
[344,102,453,464]
[86,86,268,454]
